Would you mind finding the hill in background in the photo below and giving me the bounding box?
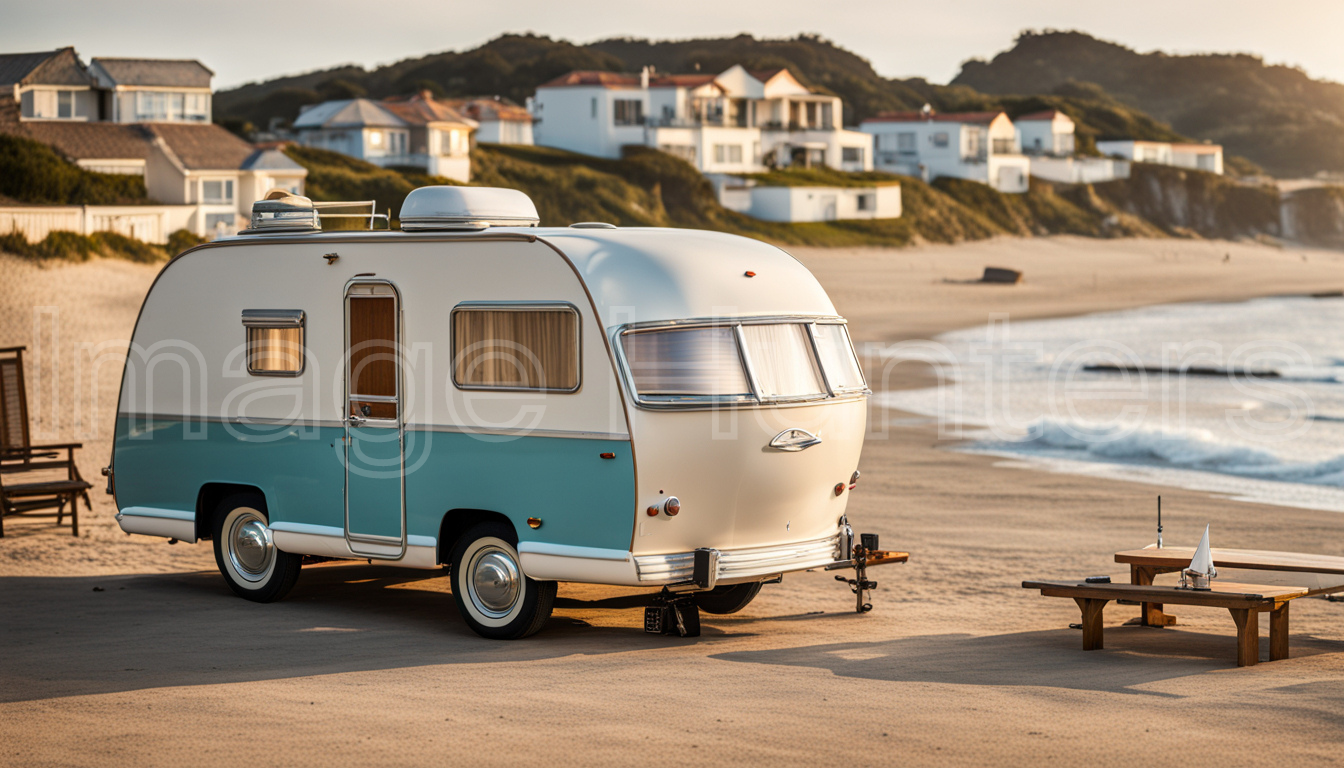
[955,30,1344,177]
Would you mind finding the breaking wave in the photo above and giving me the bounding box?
[1002,419,1344,487]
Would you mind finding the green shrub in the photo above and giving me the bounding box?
[0,134,149,205]
[0,229,169,262]
[166,229,206,256]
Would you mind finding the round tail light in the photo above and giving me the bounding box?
[662,497,681,516]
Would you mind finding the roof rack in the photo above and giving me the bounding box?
[311,200,390,231]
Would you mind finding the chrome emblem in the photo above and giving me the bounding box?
[769,428,822,452]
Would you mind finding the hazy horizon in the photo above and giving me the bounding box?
[4,0,1344,91]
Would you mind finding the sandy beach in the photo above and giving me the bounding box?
[4,235,1344,766]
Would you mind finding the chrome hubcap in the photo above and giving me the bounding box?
[468,546,521,618]
[228,511,274,582]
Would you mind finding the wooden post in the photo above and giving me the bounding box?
[1131,565,1175,626]
[1229,608,1260,667]
[1074,597,1107,650]
[1269,603,1290,662]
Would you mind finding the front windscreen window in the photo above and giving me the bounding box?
[623,327,751,399]
[740,324,826,400]
[811,323,865,392]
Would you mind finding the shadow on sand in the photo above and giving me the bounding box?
[0,565,736,703]
[710,626,1344,697]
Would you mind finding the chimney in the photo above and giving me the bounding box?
[640,66,650,89]
[420,89,434,101]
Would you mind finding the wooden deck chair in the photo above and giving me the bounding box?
[0,346,92,537]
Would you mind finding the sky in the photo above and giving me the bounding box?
[5,0,1344,91]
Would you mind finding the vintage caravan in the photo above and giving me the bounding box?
[109,187,905,639]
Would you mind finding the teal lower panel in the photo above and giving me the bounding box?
[113,417,636,552]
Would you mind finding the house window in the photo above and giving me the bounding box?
[714,144,743,164]
[205,213,235,231]
[184,92,208,121]
[931,132,949,148]
[842,147,864,164]
[201,179,234,204]
[243,310,305,376]
[591,97,597,119]
[135,91,186,121]
[659,144,696,163]
[897,132,916,154]
[613,99,643,126]
[452,304,581,392]
[966,128,984,157]
[370,131,383,147]
[856,193,872,211]
[57,91,73,119]
[992,138,1015,155]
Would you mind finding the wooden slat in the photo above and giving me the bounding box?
[1024,579,1306,609]
[1116,546,1344,575]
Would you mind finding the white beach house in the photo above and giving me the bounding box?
[531,65,873,174]
[1015,110,1128,184]
[712,177,902,222]
[1096,139,1223,175]
[293,93,477,181]
[448,97,533,145]
[88,57,213,124]
[860,109,1030,193]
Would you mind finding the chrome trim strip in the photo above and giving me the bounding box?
[113,413,630,440]
[517,542,631,561]
[117,505,194,521]
[634,533,842,583]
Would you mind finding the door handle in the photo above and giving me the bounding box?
[346,414,366,427]
[769,428,822,452]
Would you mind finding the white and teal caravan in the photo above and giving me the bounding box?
[110,186,900,639]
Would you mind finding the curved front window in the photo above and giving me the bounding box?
[618,317,867,408]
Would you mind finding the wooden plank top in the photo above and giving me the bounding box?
[1115,546,1344,575]
[1023,579,1308,608]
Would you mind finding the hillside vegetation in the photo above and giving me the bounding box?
[284,142,1284,247]
[955,30,1344,177]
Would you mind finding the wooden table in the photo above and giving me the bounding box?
[1115,546,1344,627]
[1023,580,1308,666]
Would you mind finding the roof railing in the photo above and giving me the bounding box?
[311,200,390,230]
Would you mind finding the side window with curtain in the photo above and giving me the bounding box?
[243,310,305,376]
[452,305,580,392]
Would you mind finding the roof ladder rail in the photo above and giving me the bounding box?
[311,200,390,231]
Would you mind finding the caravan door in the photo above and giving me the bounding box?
[344,281,406,556]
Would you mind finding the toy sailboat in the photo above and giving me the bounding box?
[1180,525,1218,591]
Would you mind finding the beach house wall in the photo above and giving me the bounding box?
[88,58,213,124]
[1096,140,1223,175]
[531,65,873,174]
[449,98,533,145]
[860,110,1031,193]
[710,177,901,222]
[1015,111,1075,156]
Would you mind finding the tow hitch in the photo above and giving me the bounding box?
[825,532,910,613]
[644,547,718,637]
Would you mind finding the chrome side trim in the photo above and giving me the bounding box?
[116,506,196,542]
[517,542,631,561]
[634,533,841,583]
[112,413,630,440]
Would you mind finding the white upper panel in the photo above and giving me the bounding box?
[536,228,838,327]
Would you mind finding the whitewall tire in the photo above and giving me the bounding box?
[450,522,555,639]
[212,494,301,603]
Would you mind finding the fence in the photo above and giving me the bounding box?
[0,205,200,245]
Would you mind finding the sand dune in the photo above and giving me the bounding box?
[3,237,1344,766]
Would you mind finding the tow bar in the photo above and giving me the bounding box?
[825,532,910,613]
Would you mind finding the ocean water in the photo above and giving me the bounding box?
[876,295,1344,512]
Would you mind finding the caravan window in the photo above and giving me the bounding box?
[810,323,865,393]
[623,327,752,401]
[242,310,305,376]
[620,319,869,406]
[452,304,580,392]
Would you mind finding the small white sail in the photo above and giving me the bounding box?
[1181,524,1218,590]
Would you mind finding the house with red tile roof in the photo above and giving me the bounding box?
[443,97,533,145]
[1015,110,1075,156]
[1096,139,1222,175]
[859,108,1030,193]
[530,64,872,175]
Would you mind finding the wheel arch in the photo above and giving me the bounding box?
[437,508,516,565]
[196,482,267,541]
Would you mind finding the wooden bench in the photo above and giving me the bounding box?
[1022,579,1308,666]
[1115,546,1344,627]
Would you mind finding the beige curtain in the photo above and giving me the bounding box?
[740,324,824,398]
[454,309,579,390]
[623,327,750,396]
[248,327,304,374]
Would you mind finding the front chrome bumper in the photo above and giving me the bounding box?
[633,533,842,584]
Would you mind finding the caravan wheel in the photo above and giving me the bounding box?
[211,494,301,603]
[450,522,555,639]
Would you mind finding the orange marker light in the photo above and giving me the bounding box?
[834,483,845,496]
[646,506,659,517]
[600,452,616,459]
[527,517,543,529]
[744,271,756,277]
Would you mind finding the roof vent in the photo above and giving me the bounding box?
[399,186,540,231]
[246,190,320,232]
